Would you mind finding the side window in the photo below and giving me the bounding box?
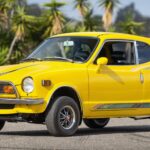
[137,42,150,64]
[96,41,136,65]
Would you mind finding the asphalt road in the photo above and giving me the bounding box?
[0,118,150,150]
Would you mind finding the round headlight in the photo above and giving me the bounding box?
[22,77,34,93]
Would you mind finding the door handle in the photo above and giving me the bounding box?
[140,72,144,84]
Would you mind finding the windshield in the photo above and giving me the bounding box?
[27,37,99,62]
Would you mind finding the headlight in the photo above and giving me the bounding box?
[22,77,34,93]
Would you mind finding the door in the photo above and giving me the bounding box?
[87,40,143,118]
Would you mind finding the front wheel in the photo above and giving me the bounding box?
[46,96,80,136]
[83,118,109,129]
[0,121,5,131]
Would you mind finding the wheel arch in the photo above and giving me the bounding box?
[44,86,83,122]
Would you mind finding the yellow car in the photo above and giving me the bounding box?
[0,32,150,136]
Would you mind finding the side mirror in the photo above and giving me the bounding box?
[97,57,108,65]
[96,57,108,73]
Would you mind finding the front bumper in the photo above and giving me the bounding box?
[0,98,44,105]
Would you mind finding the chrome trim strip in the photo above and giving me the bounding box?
[0,98,44,105]
[140,72,144,84]
[94,103,150,110]
[134,41,139,64]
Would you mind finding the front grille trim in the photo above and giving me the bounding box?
[0,104,15,109]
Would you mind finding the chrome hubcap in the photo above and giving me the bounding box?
[59,105,75,129]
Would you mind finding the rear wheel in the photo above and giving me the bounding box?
[0,121,5,131]
[46,96,80,136]
[84,118,109,129]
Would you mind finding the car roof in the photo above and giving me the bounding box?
[51,32,150,43]
[51,32,104,38]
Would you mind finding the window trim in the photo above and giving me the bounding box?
[93,39,138,66]
[134,41,139,64]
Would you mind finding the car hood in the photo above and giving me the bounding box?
[0,61,74,84]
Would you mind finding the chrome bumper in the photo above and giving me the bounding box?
[0,98,44,105]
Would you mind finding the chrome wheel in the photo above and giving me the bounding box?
[46,96,80,136]
[59,105,76,130]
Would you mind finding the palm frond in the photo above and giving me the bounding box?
[74,0,90,17]
[99,0,120,31]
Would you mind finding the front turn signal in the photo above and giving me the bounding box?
[3,85,15,94]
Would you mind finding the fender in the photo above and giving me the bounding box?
[44,83,84,112]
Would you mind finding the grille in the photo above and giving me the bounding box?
[0,104,15,109]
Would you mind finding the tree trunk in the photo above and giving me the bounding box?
[2,35,18,64]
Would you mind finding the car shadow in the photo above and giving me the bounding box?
[1,125,150,137]
[75,125,150,136]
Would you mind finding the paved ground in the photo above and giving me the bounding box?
[0,118,150,150]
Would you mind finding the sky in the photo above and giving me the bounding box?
[28,0,150,20]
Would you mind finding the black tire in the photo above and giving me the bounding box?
[83,118,109,129]
[46,96,80,136]
[0,120,5,131]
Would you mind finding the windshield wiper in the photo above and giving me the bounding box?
[21,57,41,62]
[43,57,74,63]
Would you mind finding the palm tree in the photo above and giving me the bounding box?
[99,0,119,31]
[0,0,26,29]
[74,0,89,18]
[83,9,95,31]
[43,0,65,37]
[119,13,144,34]
[0,0,12,29]
[0,47,9,65]
[2,7,36,64]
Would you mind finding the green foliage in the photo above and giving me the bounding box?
[114,3,147,35]
[99,0,120,31]
[44,0,65,9]
[1,6,38,65]
[74,0,89,17]
[99,0,120,10]
[42,0,66,37]
[12,7,37,39]
[0,47,9,65]
[119,20,144,35]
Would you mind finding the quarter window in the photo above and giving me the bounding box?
[96,41,136,65]
[137,42,150,64]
